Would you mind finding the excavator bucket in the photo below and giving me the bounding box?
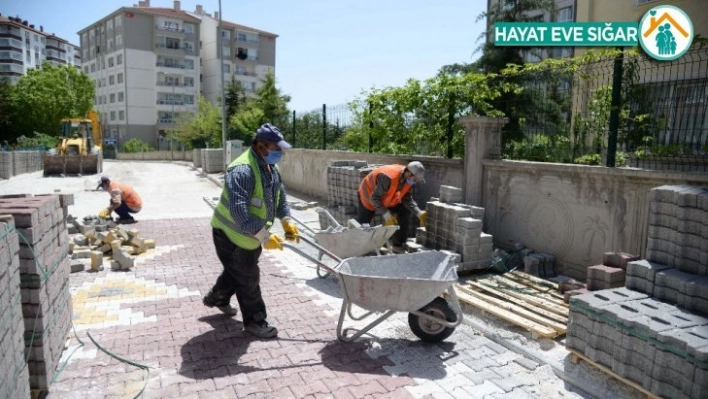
[43,154,102,176]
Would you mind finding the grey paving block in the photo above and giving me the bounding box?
[625,275,655,296]
[611,360,653,391]
[650,379,692,399]
[626,259,673,281]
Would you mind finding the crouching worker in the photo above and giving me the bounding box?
[356,161,427,253]
[97,176,142,224]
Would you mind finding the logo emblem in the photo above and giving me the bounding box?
[638,5,693,61]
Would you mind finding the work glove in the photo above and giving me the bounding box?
[383,211,398,227]
[281,217,299,242]
[98,208,112,219]
[418,211,427,227]
[263,233,284,250]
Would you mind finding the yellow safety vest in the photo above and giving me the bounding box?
[210,150,281,249]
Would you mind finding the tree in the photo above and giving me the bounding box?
[0,80,14,140]
[11,63,94,140]
[254,71,290,127]
[167,95,221,148]
[224,78,247,123]
[441,0,555,146]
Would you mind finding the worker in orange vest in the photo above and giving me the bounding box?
[97,176,142,224]
[357,161,427,253]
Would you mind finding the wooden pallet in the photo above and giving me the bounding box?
[455,271,568,339]
[569,349,660,399]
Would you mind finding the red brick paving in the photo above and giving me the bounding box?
[48,218,417,398]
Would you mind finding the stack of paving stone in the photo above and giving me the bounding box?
[0,151,13,179]
[11,151,42,175]
[523,252,557,277]
[567,185,708,399]
[321,160,386,227]
[567,288,708,398]
[0,194,73,391]
[0,216,31,399]
[585,252,640,291]
[201,149,224,173]
[192,149,202,168]
[419,185,493,273]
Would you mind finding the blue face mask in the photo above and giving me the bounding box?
[406,178,416,185]
[264,149,283,164]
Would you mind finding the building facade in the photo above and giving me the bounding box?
[78,0,277,149]
[0,14,80,83]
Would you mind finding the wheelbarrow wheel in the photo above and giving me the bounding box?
[408,297,457,343]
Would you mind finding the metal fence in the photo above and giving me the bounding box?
[286,103,358,150]
[502,44,708,171]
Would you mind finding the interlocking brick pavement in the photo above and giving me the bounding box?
[46,217,587,398]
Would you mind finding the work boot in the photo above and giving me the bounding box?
[391,245,406,254]
[202,296,238,317]
[244,321,278,338]
[117,216,136,224]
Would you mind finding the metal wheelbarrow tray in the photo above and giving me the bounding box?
[283,235,464,343]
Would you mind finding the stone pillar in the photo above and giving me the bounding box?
[460,116,507,207]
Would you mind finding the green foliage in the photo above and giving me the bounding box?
[10,63,94,141]
[230,103,265,142]
[573,153,602,165]
[123,138,153,153]
[506,134,573,163]
[14,132,58,150]
[168,95,221,148]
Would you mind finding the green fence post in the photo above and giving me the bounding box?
[322,104,327,150]
[292,110,296,147]
[607,49,624,167]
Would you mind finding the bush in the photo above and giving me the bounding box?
[123,138,153,153]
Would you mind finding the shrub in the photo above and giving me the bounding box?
[123,138,153,153]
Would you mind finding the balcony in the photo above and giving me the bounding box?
[235,37,259,47]
[155,24,184,33]
[158,118,175,124]
[157,100,184,105]
[156,62,185,69]
[157,81,186,87]
[235,70,257,77]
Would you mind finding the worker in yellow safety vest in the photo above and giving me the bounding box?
[357,161,427,253]
[204,123,298,339]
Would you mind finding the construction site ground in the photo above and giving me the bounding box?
[0,160,645,399]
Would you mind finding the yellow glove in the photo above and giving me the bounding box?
[263,233,284,250]
[418,211,427,227]
[98,208,112,218]
[383,211,398,226]
[281,217,299,237]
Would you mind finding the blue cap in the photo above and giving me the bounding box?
[255,123,291,149]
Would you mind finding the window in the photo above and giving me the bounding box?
[221,30,230,39]
[25,50,30,62]
[119,110,125,120]
[183,59,194,69]
[556,7,573,22]
[222,46,231,57]
[117,73,123,83]
[117,54,122,65]
[107,20,113,31]
[90,63,96,72]
[184,76,194,87]
[101,78,106,86]
[223,63,230,73]
[116,35,122,46]
[184,23,194,34]
[236,66,246,75]
[110,93,115,103]
[183,41,194,53]
[115,15,122,27]
[118,92,124,102]
[84,66,89,73]
[108,39,114,51]
[108,57,114,67]
[237,47,257,61]
[184,95,194,104]
[89,29,95,39]
[109,75,115,85]
[110,111,116,121]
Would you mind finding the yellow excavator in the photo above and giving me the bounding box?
[43,111,104,176]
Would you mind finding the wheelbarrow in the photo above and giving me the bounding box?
[290,208,400,278]
[282,234,464,343]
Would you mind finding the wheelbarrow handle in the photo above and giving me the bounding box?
[286,233,343,263]
[280,241,339,275]
[287,215,319,236]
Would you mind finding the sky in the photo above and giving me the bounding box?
[0,0,487,112]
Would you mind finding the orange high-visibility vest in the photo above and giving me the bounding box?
[109,182,142,209]
[358,164,411,211]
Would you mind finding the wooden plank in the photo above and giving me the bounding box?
[457,285,567,333]
[467,279,569,318]
[501,273,566,302]
[461,281,569,324]
[569,350,660,399]
[490,275,567,307]
[456,290,559,338]
[509,270,560,290]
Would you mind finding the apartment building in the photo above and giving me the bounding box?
[78,0,277,149]
[0,14,80,83]
[193,6,277,103]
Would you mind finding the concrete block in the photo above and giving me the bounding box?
[143,239,155,250]
[90,251,103,271]
[627,259,672,281]
[70,261,85,273]
[602,252,640,270]
[625,275,655,296]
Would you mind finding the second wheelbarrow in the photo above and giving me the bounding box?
[282,234,464,343]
